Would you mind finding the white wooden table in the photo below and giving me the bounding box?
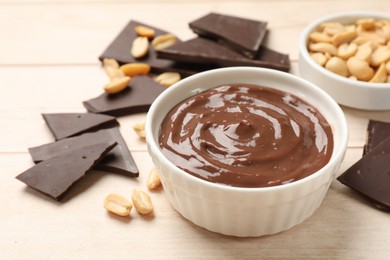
[1,1,389,259]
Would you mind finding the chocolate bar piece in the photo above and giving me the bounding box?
[337,137,390,211]
[83,75,167,117]
[363,120,390,155]
[42,113,119,140]
[189,12,268,58]
[156,37,290,72]
[99,20,212,76]
[29,128,138,177]
[17,141,117,200]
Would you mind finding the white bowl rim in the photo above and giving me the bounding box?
[146,67,348,193]
[300,11,390,89]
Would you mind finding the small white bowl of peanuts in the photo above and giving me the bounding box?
[299,11,390,110]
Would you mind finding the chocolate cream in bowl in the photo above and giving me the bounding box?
[158,84,333,188]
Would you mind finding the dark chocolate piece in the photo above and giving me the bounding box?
[337,137,390,211]
[363,120,390,155]
[29,128,138,177]
[17,141,117,200]
[42,113,119,140]
[189,12,268,58]
[99,20,212,76]
[156,37,290,72]
[83,75,167,116]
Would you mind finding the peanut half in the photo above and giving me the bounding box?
[134,25,155,39]
[132,189,153,215]
[155,72,181,87]
[104,76,131,94]
[131,36,149,59]
[147,167,161,190]
[325,57,349,77]
[347,57,374,81]
[103,58,125,80]
[152,34,177,50]
[133,122,145,139]
[120,63,151,77]
[104,193,133,217]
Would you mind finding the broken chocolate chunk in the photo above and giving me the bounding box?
[42,113,119,140]
[17,141,117,201]
[156,37,290,72]
[99,20,213,76]
[29,128,138,177]
[189,12,268,58]
[363,120,390,155]
[337,136,390,211]
[83,75,167,117]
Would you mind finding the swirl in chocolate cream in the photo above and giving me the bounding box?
[158,84,333,188]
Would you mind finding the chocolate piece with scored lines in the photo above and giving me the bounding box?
[17,141,117,201]
[29,128,139,177]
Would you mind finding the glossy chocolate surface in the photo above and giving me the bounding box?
[159,84,333,187]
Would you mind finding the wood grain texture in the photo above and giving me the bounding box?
[1,0,390,259]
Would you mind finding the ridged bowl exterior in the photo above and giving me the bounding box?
[146,67,348,237]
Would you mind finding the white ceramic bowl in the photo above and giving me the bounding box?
[146,67,348,237]
[299,11,390,110]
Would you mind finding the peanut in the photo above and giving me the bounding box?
[133,122,145,139]
[325,57,349,77]
[155,72,181,87]
[103,58,120,69]
[320,22,344,36]
[370,63,388,83]
[358,31,386,45]
[332,30,357,46]
[131,37,149,59]
[308,18,390,83]
[357,18,376,30]
[309,42,338,56]
[104,76,131,94]
[309,32,332,43]
[147,167,162,190]
[104,193,132,217]
[385,60,390,74]
[370,45,390,67]
[347,57,374,81]
[352,36,370,45]
[103,58,125,80]
[120,63,151,77]
[355,42,373,63]
[310,52,328,66]
[134,25,155,39]
[132,189,153,215]
[338,43,358,59]
[152,34,176,50]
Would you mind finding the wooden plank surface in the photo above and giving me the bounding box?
[1,0,390,259]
